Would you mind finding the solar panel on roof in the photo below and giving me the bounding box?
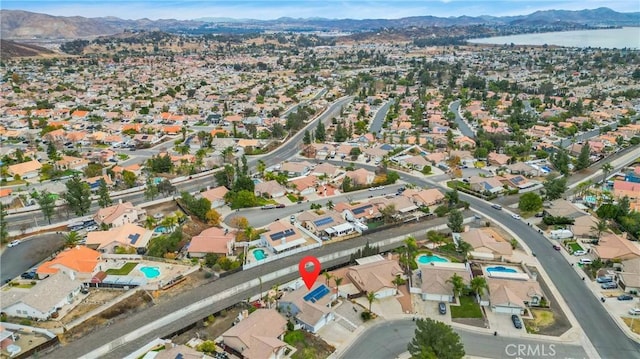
[284,229,296,237]
[270,231,284,241]
[313,217,334,227]
[352,204,373,215]
[128,233,140,245]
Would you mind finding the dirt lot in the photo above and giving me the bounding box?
[144,201,181,219]
[286,330,335,359]
[61,289,125,325]
[171,306,243,344]
[154,269,217,303]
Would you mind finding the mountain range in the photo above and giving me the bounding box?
[1,7,638,40]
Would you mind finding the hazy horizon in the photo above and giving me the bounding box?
[3,0,639,21]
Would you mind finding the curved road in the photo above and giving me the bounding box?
[340,319,588,359]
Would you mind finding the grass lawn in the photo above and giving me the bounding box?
[623,317,640,334]
[284,330,305,346]
[450,296,483,319]
[568,242,583,252]
[105,262,138,275]
[284,330,334,359]
[287,194,299,203]
[366,221,384,230]
[525,309,555,334]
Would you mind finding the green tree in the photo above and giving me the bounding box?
[550,149,570,176]
[334,276,343,296]
[63,231,81,248]
[408,318,465,359]
[97,180,112,207]
[575,142,591,170]
[446,273,465,299]
[122,170,137,188]
[315,121,326,142]
[157,179,176,196]
[542,174,567,201]
[144,178,159,200]
[470,276,488,296]
[46,141,60,161]
[35,190,56,224]
[601,163,614,184]
[63,175,92,216]
[445,190,459,208]
[323,271,333,286]
[366,291,377,312]
[447,208,464,233]
[590,218,608,244]
[380,204,398,224]
[303,130,311,145]
[0,204,8,243]
[518,192,543,212]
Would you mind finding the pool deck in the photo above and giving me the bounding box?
[246,247,275,264]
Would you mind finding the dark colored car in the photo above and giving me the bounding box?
[511,314,523,329]
[438,302,447,315]
[276,204,285,208]
[21,272,36,280]
[618,294,634,301]
[601,282,618,290]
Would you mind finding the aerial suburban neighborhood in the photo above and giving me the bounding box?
[0,3,639,359]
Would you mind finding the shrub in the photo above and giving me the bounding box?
[19,319,31,326]
[287,320,294,331]
[204,272,213,279]
[361,311,372,321]
[197,340,217,353]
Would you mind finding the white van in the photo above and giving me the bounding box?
[579,258,592,265]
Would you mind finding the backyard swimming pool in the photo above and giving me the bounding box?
[486,266,518,273]
[154,226,168,234]
[253,249,267,261]
[417,254,449,265]
[139,266,161,279]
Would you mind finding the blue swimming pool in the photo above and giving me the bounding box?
[140,266,161,279]
[486,266,518,273]
[252,179,262,184]
[154,226,168,234]
[417,254,449,265]
[253,249,267,261]
[541,166,552,173]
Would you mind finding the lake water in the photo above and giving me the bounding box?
[468,27,640,49]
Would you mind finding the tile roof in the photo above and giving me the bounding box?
[223,309,287,359]
[1,272,82,314]
[37,246,101,275]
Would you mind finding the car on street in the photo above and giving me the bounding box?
[438,302,447,315]
[276,204,285,208]
[511,314,523,329]
[617,294,633,301]
[21,271,36,280]
[491,204,502,210]
[552,244,561,251]
[511,214,521,220]
[596,276,613,283]
[629,308,640,316]
[7,240,20,247]
[573,250,587,256]
[601,282,618,290]
[261,205,276,210]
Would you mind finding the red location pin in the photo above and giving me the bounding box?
[298,256,321,290]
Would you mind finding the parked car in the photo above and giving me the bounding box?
[579,258,593,265]
[261,205,276,210]
[511,314,523,329]
[618,294,634,301]
[511,214,521,220]
[535,212,545,218]
[552,244,561,251]
[7,240,20,247]
[601,282,618,290]
[276,204,285,208]
[21,272,36,280]
[629,308,640,316]
[596,276,613,283]
[573,250,587,256]
[438,302,447,315]
[290,215,296,224]
[491,204,502,210]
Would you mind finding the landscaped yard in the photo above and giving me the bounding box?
[450,296,483,319]
[105,262,138,275]
[524,309,555,334]
[567,242,583,253]
[284,330,334,359]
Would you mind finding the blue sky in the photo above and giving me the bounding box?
[4,1,638,20]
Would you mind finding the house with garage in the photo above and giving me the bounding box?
[36,246,101,282]
[255,180,287,198]
[337,201,381,223]
[486,277,545,315]
[403,188,445,207]
[312,163,341,180]
[616,257,640,294]
[279,161,312,177]
[592,232,640,262]
[7,159,42,180]
[488,152,511,167]
[460,228,513,260]
[222,309,289,359]
[468,175,505,195]
[54,155,89,172]
[344,168,375,187]
[297,209,358,240]
[288,175,317,196]
[346,257,404,299]
[418,262,471,302]
[187,227,235,258]
[86,223,153,254]
[94,201,146,228]
[200,186,229,209]
[278,282,335,333]
[0,272,83,321]
[260,221,307,254]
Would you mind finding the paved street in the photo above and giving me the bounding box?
[449,100,475,138]
[0,233,64,283]
[340,319,589,359]
[45,216,452,358]
[369,99,393,136]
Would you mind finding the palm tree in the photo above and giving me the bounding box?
[257,160,266,177]
[470,276,488,297]
[323,271,333,287]
[161,215,178,232]
[333,277,343,297]
[601,163,613,185]
[326,200,334,210]
[590,218,608,244]
[366,291,377,312]
[446,273,465,299]
[456,240,472,260]
[144,216,157,230]
[63,231,81,248]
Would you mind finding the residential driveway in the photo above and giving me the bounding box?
[334,300,363,330]
[411,294,452,324]
[355,296,403,319]
[484,310,525,335]
[317,321,353,349]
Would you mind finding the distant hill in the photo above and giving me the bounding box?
[0,39,54,59]
[2,7,638,40]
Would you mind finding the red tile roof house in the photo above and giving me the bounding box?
[468,175,505,195]
[279,161,312,177]
[187,227,235,258]
[36,246,101,282]
[260,221,307,254]
[344,168,375,186]
[86,223,153,254]
[94,201,146,228]
[403,188,445,207]
[278,282,336,333]
[199,186,229,209]
[288,175,318,196]
[419,262,472,302]
[255,180,287,198]
[487,152,511,167]
[54,155,89,171]
[0,272,83,321]
[347,258,404,298]
[7,159,42,180]
[222,309,289,359]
